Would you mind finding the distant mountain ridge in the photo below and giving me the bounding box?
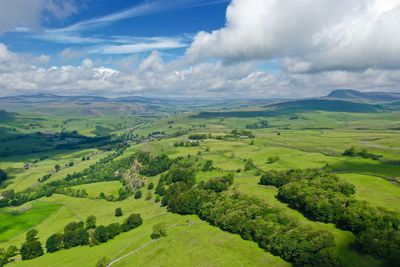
[326,89,400,102]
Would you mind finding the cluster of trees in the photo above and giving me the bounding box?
[229,129,255,138]
[260,168,400,265]
[56,188,88,198]
[173,140,200,147]
[245,120,269,129]
[343,147,382,160]
[45,213,142,256]
[152,156,340,266]
[188,134,207,140]
[137,152,172,177]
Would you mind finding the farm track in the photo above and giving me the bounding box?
[107,222,203,266]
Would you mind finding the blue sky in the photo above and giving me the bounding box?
[0,0,229,66]
[0,0,399,98]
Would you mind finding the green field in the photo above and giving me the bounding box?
[0,99,399,267]
[0,202,61,242]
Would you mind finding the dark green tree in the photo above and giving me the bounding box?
[147,182,154,190]
[106,223,121,239]
[121,213,143,232]
[94,226,109,243]
[0,169,7,183]
[115,208,123,217]
[45,233,64,253]
[85,215,97,230]
[134,190,142,199]
[20,230,43,260]
[151,223,167,239]
[26,229,39,242]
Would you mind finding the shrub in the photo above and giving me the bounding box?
[115,207,123,217]
[151,223,167,239]
[134,190,142,199]
[96,256,110,267]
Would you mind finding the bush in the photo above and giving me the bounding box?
[147,182,154,190]
[0,169,7,183]
[134,190,142,199]
[266,156,280,164]
[115,207,123,217]
[151,223,167,239]
[96,256,110,267]
[145,191,153,200]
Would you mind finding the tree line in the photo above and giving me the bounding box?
[148,156,341,267]
[1,212,143,263]
[260,168,400,266]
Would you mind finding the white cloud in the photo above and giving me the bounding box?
[88,37,187,55]
[0,0,79,34]
[187,0,400,72]
[1,42,400,98]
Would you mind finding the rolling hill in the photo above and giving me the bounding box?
[326,89,400,102]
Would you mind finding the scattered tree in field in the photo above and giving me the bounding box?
[46,233,64,253]
[85,215,97,229]
[266,156,280,164]
[115,207,123,217]
[202,160,214,171]
[151,223,167,239]
[147,182,154,190]
[54,164,61,172]
[244,158,255,171]
[96,257,110,267]
[0,246,18,266]
[145,191,153,201]
[134,190,142,199]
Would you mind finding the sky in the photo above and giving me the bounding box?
[0,0,400,98]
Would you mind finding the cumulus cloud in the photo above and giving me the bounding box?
[1,42,400,98]
[187,0,400,72]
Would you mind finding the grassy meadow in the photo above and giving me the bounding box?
[0,102,399,267]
